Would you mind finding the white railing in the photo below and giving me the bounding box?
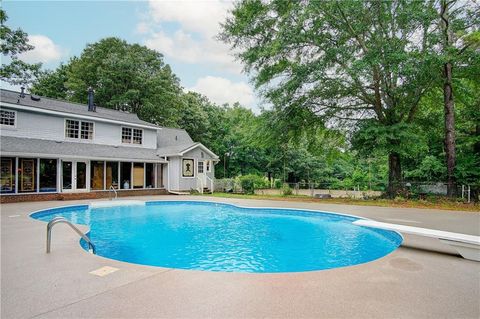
[196,176,204,194]
[206,176,214,193]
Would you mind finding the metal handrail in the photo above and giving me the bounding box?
[46,217,96,254]
[109,185,118,200]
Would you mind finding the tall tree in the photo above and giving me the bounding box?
[438,0,479,196]
[0,9,41,85]
[31,37,184,126]
[221,0,441,197]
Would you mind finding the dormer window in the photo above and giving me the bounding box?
[122,127,142,145]
[0,110,16,127]
[65,119,94,140]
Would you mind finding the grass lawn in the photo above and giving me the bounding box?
[198,192,480,212]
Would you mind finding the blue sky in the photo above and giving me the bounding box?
[3,0,259,110]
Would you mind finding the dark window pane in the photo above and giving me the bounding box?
[120,162,131,189]
[76,162,87,189]
[145,163,154,188]
[40,159,57,192]
[106,162,119,189]
[62,161,72,190]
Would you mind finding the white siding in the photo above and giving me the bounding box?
[169,147,216,191]
[0,108,157,149]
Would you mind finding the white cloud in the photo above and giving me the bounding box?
[140,0,241,74]
[148,0,232,38]
[19,35,65,63]
[188,76,255,107]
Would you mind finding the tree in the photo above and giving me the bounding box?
[0,9,41,85]
[221,0,442,197]
[438,0,479,196]
[31,37,184,127]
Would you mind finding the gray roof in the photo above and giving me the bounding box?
[0,89,159,129]
[156,143,198,156]
[0,136,166,162]
[157,127,193,148]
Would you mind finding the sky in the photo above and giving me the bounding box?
[2,0,261,111]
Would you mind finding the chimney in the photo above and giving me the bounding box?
[20,86,26,98]
[87,87,96,112]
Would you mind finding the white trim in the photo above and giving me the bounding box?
[1,102,161,130]
[121,126,144,146]
[179,143,219,159]
[181,158,195,178]
[64,118,95,142]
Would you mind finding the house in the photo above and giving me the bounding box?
[0,88,218,202]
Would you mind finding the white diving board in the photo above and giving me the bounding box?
[353,219,480,262]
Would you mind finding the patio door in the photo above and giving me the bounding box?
[61,160,88,192]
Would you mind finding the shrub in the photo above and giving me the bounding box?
[239,174,269,194]
[282,183,293,196]
[274,179,283,189]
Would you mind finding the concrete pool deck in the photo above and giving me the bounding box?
[1,195,479,318]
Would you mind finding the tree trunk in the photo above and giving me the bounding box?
[441,0,457,198]
[387,152,402,198]
[443,62,456,197]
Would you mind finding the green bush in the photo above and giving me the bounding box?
[282,184,293,195]
[239,174,269,194]
[274,179,283,189]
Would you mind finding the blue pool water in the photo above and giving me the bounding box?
[31,201,402,273]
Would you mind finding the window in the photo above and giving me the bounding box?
[206,160,211,172]
[39,159,57,192]
[133,129,143,144]
[198,161,204,174]
[145,163,155,188]
[182,159,194,177]
[106,162,119,189]
[90,161,105,190]
[81,122,94,140]
[122,127,143,145]
[0,157,16,193]
[0,110,16,127]
[18,158,36,193]
[65,119,93,140]
[122,127,132,143]
[120,162,132,189]
[133,163,144,188]
[65,120,79,139]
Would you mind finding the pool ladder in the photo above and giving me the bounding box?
[46,217,96,254]
[109,185,118,200]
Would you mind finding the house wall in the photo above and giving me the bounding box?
[169,147,216,191]
[0,108,157,149]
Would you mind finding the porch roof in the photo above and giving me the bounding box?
[0,136,167,162]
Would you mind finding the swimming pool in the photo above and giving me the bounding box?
[31,201,402,273]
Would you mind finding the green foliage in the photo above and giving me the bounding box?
[31,37,183,127]
[282,184,293,196]
[220,0,467,196]
[239,174,269,194]
[0,9,41,85]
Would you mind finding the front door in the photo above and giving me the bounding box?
[62,160,89,192]
[197,160,206,186]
